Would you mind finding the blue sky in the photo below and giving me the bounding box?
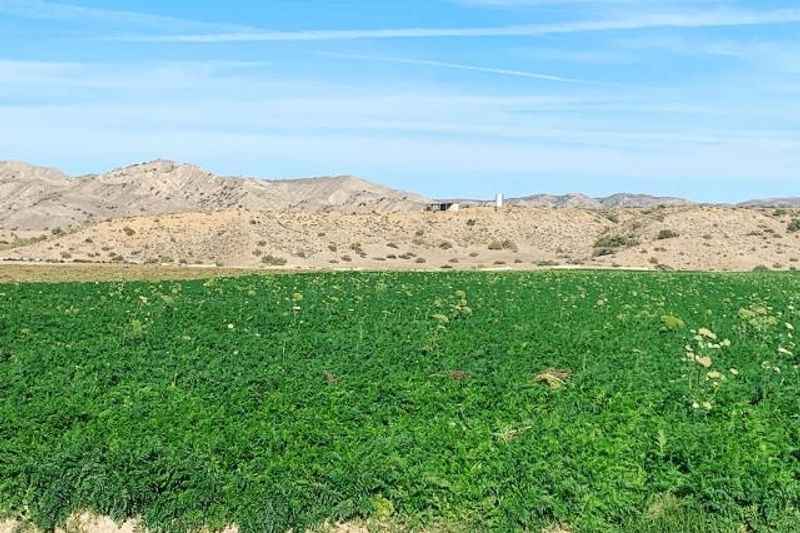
[1,0,798,201]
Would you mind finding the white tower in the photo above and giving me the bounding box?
[495,193,504,209]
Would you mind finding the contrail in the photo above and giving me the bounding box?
[320,52,599,85]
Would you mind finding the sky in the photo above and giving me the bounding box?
[0,0,798,201]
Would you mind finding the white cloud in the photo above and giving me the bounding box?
[120,8,800,42]
[619,35,800,73]
[0,0,255,32]
[0,60,273,89]
[455,0,723,6]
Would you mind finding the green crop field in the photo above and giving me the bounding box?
[1,271,799,532]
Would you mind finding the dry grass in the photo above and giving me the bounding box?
[0,263,255,283]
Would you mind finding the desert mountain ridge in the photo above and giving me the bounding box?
[0,159,428,231]
[2,159,800,274]
[3,160,799,231]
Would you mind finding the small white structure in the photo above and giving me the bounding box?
[427,201,461,212]
[495,193,504,209]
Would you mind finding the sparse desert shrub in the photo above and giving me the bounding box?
[253,249,263,257]
[439,241,453,250]
[328,244,338,252]
[656,229,679,240]
[386,254,397,260]
[59,251,72,260]
[753,265,770,272]
[261,254,288,266]
[600,210,619,223]
[594,234,639,249]
[787,219,800,233]
[386,242,399,249]
[51,227,64,236]
[257,240,267,247]
[122,226,136,237]
[84,238,94,244]
[469,252,480,258]
[488,240,503,251]
[415,229,425,237]
[773,208,788,217]
[415,257,427,264]
[466,219,477,227]
[341,255,353,262]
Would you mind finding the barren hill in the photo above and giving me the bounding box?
[3,159,800,273]
[509,193,601,208]
[739,198,800,208]
[3,204,800,272]
[598,193,693,208]
[0,160,427,231]
[0,161,72,230]
[506,192,694,208]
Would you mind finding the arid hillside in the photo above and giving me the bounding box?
[2,204,800,272]
[3,159,800,273]
[0,160,427,232]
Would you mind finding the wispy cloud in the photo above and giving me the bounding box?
[456,0,682,6]
[119,8,800,43]
[618,35,800,73]
[320,52,599,84]
[0,0,254,32]
[0,59,273,91]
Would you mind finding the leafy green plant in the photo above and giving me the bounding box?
[2,271,800,532]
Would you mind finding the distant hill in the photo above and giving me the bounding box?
[3,159,799,235]
[0,160,427,230]
[598,193,693,208]
[506,192,693,209]
[738,198,800,208]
